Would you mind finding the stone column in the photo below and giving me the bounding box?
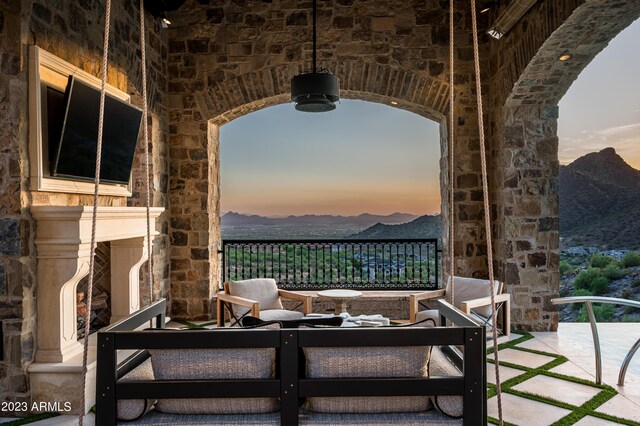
[110,237,148,323]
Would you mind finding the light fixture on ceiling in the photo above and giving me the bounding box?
[559,54,572,61]
[487,0,538,40]
[480,7,491,13]
[161,16,171,28]
[291,0,340,112]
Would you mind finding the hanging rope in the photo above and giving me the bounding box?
[79,0,111,424]
[470,0,504,424]
[139,0,154,308]
[448,0,455,306]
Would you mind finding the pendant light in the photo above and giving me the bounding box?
[291,0,340,112]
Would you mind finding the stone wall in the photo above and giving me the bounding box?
[488,0,640,330]
[0,0,169,414]
[166,0,492,319]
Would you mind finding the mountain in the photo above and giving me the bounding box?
[560,147,640,249]
[347,214,441,239]
[221,211,419,227]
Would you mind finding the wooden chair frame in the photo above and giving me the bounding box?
[216,281,313,327]
[410,281,511,338]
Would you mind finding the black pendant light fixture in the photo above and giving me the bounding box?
[291,0,340,112]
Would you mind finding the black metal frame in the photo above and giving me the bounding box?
[220,238,440,291]
[96,299,485,426]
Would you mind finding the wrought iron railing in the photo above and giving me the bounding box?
[220,239,439,290]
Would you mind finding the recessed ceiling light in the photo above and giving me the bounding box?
[390,100,398,105]
[559,54,572,61]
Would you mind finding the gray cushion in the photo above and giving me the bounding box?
[119,411,281,425]
[117,358,155,420]
[150,347,278,414]
[429,347,463,418]
[298,411,463,425]
[259,309,304,321]
[228,278,283,317]
[304,343,432,413]
[446,276,500,318]
[415,309,440,324]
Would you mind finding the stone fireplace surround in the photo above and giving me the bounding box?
[27,206,163,413]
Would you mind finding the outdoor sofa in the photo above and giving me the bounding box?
[96,299,486,425]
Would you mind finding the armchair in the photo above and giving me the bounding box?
[410,276,510,338]
[216,278,312,327]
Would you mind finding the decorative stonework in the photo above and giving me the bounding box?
[166,0,490,319]
[489,0,640,331]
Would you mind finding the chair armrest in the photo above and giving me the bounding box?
[459,292,510,313]
[278,290,313,315]
[460,293,510,337]
[409,289,446,322]
[216,291,260,327]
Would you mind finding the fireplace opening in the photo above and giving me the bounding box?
[77,242,111,340]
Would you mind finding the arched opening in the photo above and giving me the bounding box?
[556,18,640,323]
[495,0,640,331]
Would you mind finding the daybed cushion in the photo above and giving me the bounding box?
[448,276,500,318]
[118,411,281,425]
[429,346,463,418]
[228,278,283,316]
[149,346,278,414]
[117,358,155,421]
[298,411,463,425]
[303,342,432,413]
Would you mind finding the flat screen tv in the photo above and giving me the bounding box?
[52,76,143,185]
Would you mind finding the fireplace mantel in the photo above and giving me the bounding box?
[31,206,164,363]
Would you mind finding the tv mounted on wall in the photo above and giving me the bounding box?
[51,76,143,185]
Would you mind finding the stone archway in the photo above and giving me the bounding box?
[199,66,455,321]
[490,0,640,331]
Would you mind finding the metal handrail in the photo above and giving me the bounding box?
[552,296,640,385]
[220,238,440,291]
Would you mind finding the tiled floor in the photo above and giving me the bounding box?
[486,322,640,425]
[19,322,640,425]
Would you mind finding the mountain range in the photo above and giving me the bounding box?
[222,148,640,248]
[347,214,441,239]
[221,211,419,226]
[559,147,640,249]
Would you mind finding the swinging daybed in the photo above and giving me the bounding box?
[85,0,507,425]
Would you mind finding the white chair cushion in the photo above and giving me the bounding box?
[259,309,304,321]
[228,278,284,317]
[447,277,500,318]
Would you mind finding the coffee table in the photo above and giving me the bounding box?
[317,289,363,315]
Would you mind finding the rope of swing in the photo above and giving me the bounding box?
[139,0,154,309]
[79,1,155,422]
[448,0,456,307]
[470,0,504,423]
[78,0,111,423]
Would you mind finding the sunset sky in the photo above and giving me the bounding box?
[221,18,639,217]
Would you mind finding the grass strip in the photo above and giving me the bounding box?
[486,332,534,354]
[485,331,639,425]
[1,412,60,425]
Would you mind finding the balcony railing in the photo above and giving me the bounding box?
[220,239,439,290]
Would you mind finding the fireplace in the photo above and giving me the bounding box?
[28,206,164,414]
[76,242,111,340]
